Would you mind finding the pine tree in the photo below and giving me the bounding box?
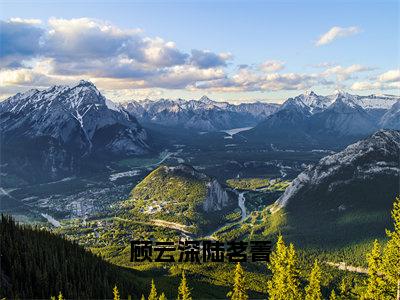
[305,260,322,300]
[267,235,302,300]
[148,279,158,300]
[382,196,400,300]
[113,285,120,300]
[228,263,248,300]
[159,292,167,300]
[329,290,338,300]
[58,291,63,300]
[363,240,387,299]
[339,278,350,298]
[141,294,145,300]
[177,271,192,300]
[286,243,301,298]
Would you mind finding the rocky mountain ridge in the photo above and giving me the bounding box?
[0,80,149,181]
[276,129,400,208]
[124,96,280,131]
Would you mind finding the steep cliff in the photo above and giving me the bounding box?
[119,164,237,234]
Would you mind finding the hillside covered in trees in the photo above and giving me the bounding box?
[0,215,145,299]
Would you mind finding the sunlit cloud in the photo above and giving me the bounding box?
[260,60,285,73]
[322,64,374,81]
[351,69,400,91]
[316,26,361,46]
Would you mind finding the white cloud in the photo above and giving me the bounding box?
[351,69,400,91]
[378,69,400,82]
[322,64,373,81]
[1,17,393,98]
[351,81,400,91]
[260,60,285,72]
[9,17,42,25]
[316,26,361,46]
[350,81,381,91]
[193,68,330,92]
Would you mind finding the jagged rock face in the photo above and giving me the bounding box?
[124,96,279,131]
[294,91,332,113]
[203,179,231,212]
[164,164,233,213]
[276,130,400,208]
[0,80,149,181]
[380,100,400,130]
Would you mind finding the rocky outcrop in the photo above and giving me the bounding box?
[276,130,400,208]
[380,100,400,130]
[203,179,231,212]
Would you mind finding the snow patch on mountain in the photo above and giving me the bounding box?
[275,130,400,208]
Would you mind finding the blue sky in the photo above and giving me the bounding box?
[0,0,399,103]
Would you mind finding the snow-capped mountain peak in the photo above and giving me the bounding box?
[199,95,213,103]
[288,91,333,114]
[0,81,149,180]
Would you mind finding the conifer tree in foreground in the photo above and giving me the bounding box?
[382,196,400,300]
[305,260,323,300]
[148,280,158,300]
[159,292,167,300]
[329,289,338,300]
[228,263,248,300]
[267,235,302,300]
[363,240,387,300]
[339,278,351,299]
[113,285,120,300]
[58,291,64,300]
[177,271,192,300]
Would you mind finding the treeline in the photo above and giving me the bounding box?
[0,215,144,299]
[117,197,400,300]
[1,197,399,299]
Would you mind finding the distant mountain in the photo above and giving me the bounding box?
[273,130,400,246]
[294,90,332,113]
[244,97,316,147]
[118,164,237,234]
[244,91,399,149]
[0,80,149,182]
[309,93,378,137]
[125,96,279,131]
[380,100,400,130]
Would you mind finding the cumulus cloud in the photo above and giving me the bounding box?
[351,69,400,91]
[190,50,232,68]
[0,19,44,67]
[1,17,390,97]
[378,69,400,82]
[0,17,230,92]
[316,26,361,46]
[194,68,330,92]
[322,64,373,81]
[260,60,285,72]
[351,81,400,91]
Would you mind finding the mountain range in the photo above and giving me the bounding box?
[124,96,280,131]
[1,80,399,181]
[244,91,399,149]
[272,129,400,247]
[0,80,148,181]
